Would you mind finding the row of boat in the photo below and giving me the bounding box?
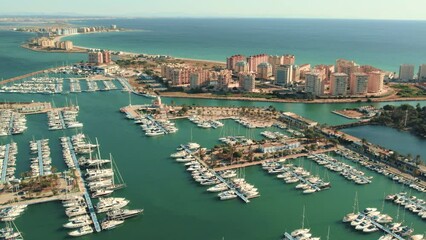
[64,134,142,236]
[310,154,372,185]
[188,116,224,129]
[218,136,254,146]
[62,196,93,237]
[47,106,82,131]
[29,139,52,177]
[261,131,288,140]
[135,114,178,137]
[87,80,99,92]
[335,148,426,193]
[69,79,82,93]
[172,143,260,201]
[0,221,24,240]
[0,143,18,183]
[103,80,118,91]
[386,192,426,219]
[0,110,27,136]
[0,77,63,94]
[262,161,331,194]
[343,208,419,238]
[0,205,27,222]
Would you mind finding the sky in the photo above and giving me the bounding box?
[2,0,426,20]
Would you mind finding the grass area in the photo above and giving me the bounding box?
[392,84,426,97]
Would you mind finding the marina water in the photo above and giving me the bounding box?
[0,19,426,239]
[0,89,425,239]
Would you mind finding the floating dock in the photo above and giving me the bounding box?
[0,144,10,183]
[7,113,14,135]
[281,167,321,192]
[312,154,371,184]
[37,140,44,176]
[58,110,66,129]
[358,213,405,240]
[282,232,296,240]
[66,137,101,233]
[117,78,133,92]
[146,115,170,134]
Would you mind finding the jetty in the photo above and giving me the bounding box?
[117,78,133,92]
[0,144,10,183]
[281,167,321,192]
[358,212,405,240]
[181,144,250,203]
[7,112,14,135]
[37,140,44,176]
[65,137,102,233]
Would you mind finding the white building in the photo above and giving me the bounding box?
[351,73,369,95]
[418,64,426,81]
[331,73,349,96]
[305,72,323,96]
[399,64,415,81]
[275,65,293,86]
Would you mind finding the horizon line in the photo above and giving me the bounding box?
[1,14,426,21]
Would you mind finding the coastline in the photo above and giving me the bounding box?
[14,31,426,104]
[158,91,426,104]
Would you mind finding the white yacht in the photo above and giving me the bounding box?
[68,225,93,237]
[101,220,124,230]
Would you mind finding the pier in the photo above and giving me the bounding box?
[7,112,14,135]
[181,144,250,203]
[37,140,44,176]
[66,137,102,233]
[312,154,371,184]
[117,78,133,92]
[281,167,321,192]
[58,110,66,129]
[146,115,170,134]
[0,144,10,183]
[358,213,405,240]
[283,232,296,240]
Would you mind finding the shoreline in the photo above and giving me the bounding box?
[158,91,426,104]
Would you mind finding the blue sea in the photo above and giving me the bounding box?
[64,18,426,72]
[1,18,426,79]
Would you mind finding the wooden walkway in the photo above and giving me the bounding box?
[213,148,337,171]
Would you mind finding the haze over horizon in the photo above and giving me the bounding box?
[2,0,426,20]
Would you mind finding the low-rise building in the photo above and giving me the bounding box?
[259,141,301,153]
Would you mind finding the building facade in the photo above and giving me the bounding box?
[418,64,426,81]
[257,62,272,79]
[305,72,324,96]
[351,73,369,95]
[239,72,256,92]
[367,71,384,93]
[226,54,245,71]
[399,64,415,81]
[330,73,349,96]
[246,54,268,72]
[275,65,293,86]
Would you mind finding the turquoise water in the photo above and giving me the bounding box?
[0,91,425,239]
[65,18,426,72]
[0,19,426,239]
[0,30,85,79]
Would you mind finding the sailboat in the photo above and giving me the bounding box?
[343,192,359,222]
[0,221,24,240]
[290,206,311,238]
[105,153,126,191]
